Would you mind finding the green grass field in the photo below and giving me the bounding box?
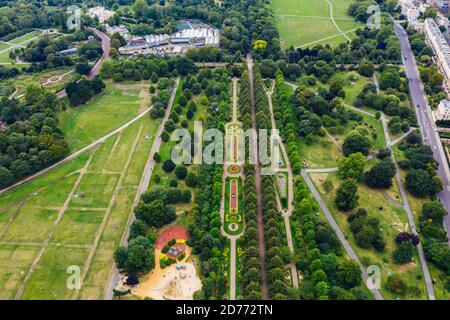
[309,171,428,300]
[59,81,151,151]
[270,0,361,48]
[0,81,161,299]
[9,31,41,45]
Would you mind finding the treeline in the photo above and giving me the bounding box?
[272,72,301,174]
[186,68,231,299]
[396,131,443,198]
[0,86,69,188]
[419,201,450,291]
[254,66,288,299]
[0,2,68,39]
[100,56,198,81]
[292,178,372,300]
[238,68,263,299]
[406,26,444,109]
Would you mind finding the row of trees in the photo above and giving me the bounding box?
[238,69,263,299]
[254,67,288,299]
[273,72,302,174]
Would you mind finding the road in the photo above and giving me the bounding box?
[56,27,111,99]
[104,77,180,300]
[394,24,450,245]
[247,54,270,300]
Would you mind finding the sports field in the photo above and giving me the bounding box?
[270,0,361,48]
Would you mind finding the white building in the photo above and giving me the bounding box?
[424,18,450,92]
[88,6,115,23]
[399,0,429,29]
[118,27,220,57]
[435,100,450,120]
[106,24,130,42]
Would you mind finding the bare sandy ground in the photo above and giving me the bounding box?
[132,247,201,300]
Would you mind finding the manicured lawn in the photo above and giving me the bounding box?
[297,135,342,168]
[309,172,428,300]
[51,209,105,245]
[270,0,360,48]
[59,81,150,151]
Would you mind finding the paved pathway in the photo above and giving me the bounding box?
[380,111,436,300]
[0,105,154,195]
[301,169,384,300]
[219,77,244,300]
[326,0,351,41]
[265,79,299,290]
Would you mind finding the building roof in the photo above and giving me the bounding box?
[425,18,450,72]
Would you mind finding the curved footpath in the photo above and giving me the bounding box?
[264,79,299,290]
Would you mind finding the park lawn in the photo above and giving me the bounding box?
[327,113,386,151]
[21,246,90,300]
[297,135,342,168]
[9,31,41,45]
[309,172,428,300]
[270,0,359,48]
[0,153,89,209]
[0,43,11,51]
[2,208,58,243]
[0,113,157,299]
[0,53,13,63]
[69,173,120,209]
[59,81,150,152]
[51,209,105,245]
[24,174,79,208]
[296,72,371,105]
[0,244,40,300]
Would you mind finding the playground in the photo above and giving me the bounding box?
[155,226,189,250]
[133,226,201,300]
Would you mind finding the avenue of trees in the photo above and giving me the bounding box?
[254,67,289,299]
